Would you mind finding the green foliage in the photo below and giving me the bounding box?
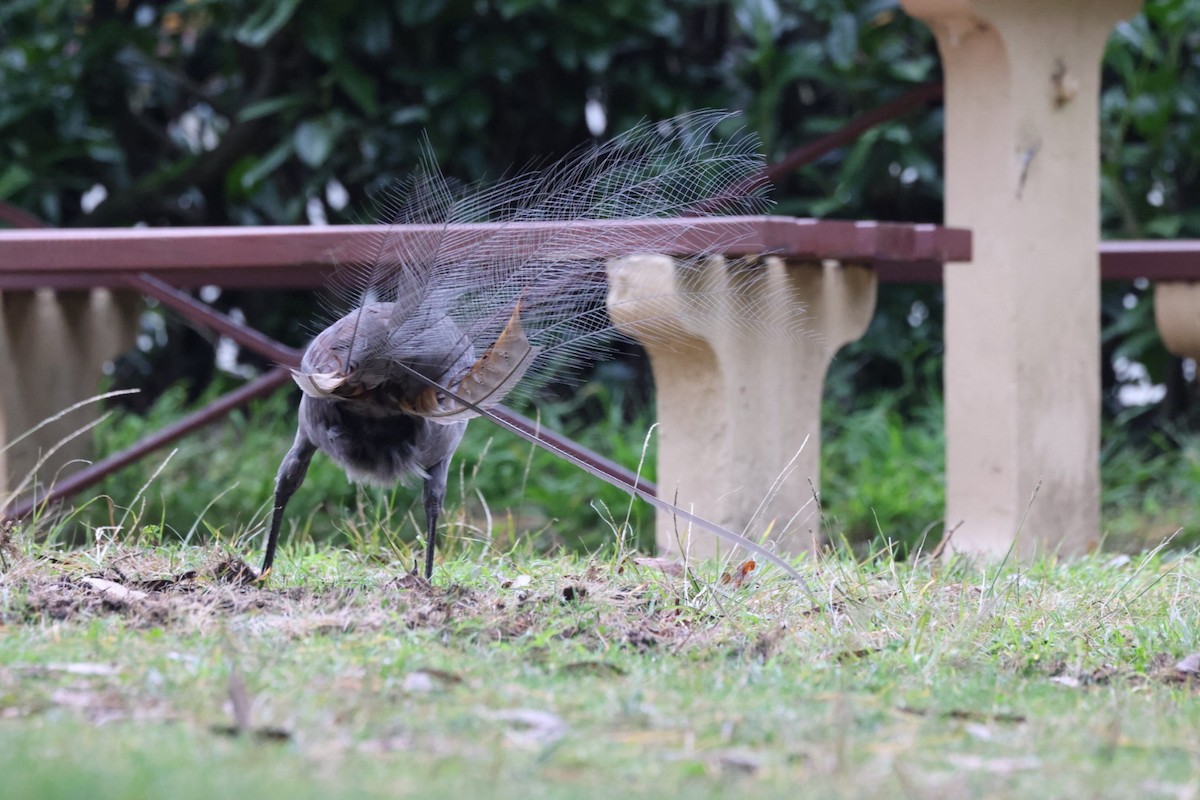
[1102,0,1200,240]
[1101,422,1200,550]
[821,397,945,552]
[0,0,938,228]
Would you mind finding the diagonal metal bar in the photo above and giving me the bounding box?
[762,81,944,184]
[126,273,302,367]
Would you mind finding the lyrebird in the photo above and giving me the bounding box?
[260,110,808,584]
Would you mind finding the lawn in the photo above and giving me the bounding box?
[1,528,1197,799]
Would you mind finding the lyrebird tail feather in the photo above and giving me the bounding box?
[267,110,812,586]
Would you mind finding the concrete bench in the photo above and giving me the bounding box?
[0,219,968,557]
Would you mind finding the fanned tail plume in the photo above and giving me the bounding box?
[268,110,811,586]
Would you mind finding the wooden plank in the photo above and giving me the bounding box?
[0,218,972,290]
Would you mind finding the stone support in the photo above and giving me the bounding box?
[1155,283,1200,362]
[0,289,140,500]
[901,0,1143,556]
[607,254,876,558]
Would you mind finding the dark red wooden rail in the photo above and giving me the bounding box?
[0,217,971,290]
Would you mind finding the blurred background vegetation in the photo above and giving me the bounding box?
[2,0,1199,555]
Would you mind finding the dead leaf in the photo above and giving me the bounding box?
[80,578,148,603]
[717,749,764,775]
[720,560,756,590]
[501,574,532,590]
[389,572,431,591]
[135,571,198,592]
[485,708,567,747]
[401,672,436,693]
[212,558,258,586]
[628,557,685,577]
[1175,652,1200,676]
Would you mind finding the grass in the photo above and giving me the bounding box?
[1,524,1199,798]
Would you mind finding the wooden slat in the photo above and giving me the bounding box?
[0,217,972,290]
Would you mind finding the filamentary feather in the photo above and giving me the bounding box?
[260,110,810,587]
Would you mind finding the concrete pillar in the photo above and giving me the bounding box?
[607,254,876,557]
[0,289,141,500]
[901,0,1142,556]
[1154,283,1200,362]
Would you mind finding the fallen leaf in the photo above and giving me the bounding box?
[1050,674,1082,689]
[402,672,436,693]
[963,723,995,741]
[1175,652,1200,676]
[213,558,258,586]
[717,749,764,775]
[720,560,756,589]
[402,668,463,693]
[484,708,567,747]
[390,572,430,590]
[628,557,685,577]
[501,574,532,589]
[80,578,147,603]
[135,571,198,592]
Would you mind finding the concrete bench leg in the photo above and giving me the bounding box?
[1155,282,1200,363]
[0,289,140,499]
[606,254,876,558]
[902,0,1142,557]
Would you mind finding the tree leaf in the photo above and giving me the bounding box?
[236,0,303,47]
[0,163,33,199]
[239,140,293,190]
[294,118,337,167]
[333,63,380,117]
[826,12,859,70]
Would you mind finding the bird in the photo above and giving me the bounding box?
[257,110,809,585]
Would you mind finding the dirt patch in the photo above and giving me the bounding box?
[0,545,749,653]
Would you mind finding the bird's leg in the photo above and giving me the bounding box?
[421,459,452,580]
[261,432,317,581]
